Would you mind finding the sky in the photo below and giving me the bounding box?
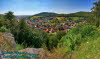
[0,0,98,15]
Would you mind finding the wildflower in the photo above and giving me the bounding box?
[87,42,89,43]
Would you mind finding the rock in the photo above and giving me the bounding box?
[19,48,44,59]
[0,32,16,50]
[0,32,44,59]
[0,48,44,59]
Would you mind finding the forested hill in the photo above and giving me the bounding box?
[32,11,91,17]
[67,11,91,17]
[33,12,58,17]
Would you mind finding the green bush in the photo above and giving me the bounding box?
[58,24,100,52]
[15,44,24,50]
[0,26,10,33]
[48,35,58,50]
[56,31,66,40]
[31,30,49,48]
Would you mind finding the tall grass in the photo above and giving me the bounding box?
[71,37,100,59]
[45,24,100,59]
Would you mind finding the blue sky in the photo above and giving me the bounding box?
[0,0,98,15]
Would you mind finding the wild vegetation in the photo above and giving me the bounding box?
[0,0,100,59]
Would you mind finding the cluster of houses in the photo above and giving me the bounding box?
[16,16,86,33]
[26,19,81,33]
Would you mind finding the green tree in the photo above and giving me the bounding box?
[48,34,58,50]
[58,24,99,52]
[15,19,49,48]
[32,30,49,48]
[0,26,10,32]
[4,11,18,34]
[0,15,8,27]
[91,0,100,27]
[4,11,15,21]
[15,19,32,46]
[56,31,66,40]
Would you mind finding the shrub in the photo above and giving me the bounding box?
[15,44,24,50]
[48,35,58,50]
[58,24,99,52]
[71,37,100,59]
[31,30,49,48]
[56,31,66,40]
[0,26,10,33]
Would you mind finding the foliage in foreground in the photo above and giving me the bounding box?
[0,26,10,33]
[44,25,100,59]
[58,24,100,52]
[44,37,100,59]
[15,44,24,51]
[71,37,100,59]
[87,0,100,27]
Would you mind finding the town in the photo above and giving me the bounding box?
[29,18,86,34]
[16,12,87,33]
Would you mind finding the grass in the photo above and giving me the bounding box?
[71,37,100,59]
[43,48,67,59]
[15,44,24,51]
[43,37,100,59]
[43,25,100,59]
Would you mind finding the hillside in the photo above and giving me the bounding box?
[30,11,91,21]
[71,37,100,59]
[33,12,57,17]
[67,11,91,17]
[32,11,91,17]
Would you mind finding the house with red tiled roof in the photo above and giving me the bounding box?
[44,28,49,33]
[63,25,69,29]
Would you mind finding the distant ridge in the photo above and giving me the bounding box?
[15,15,32,17]
[67,11,91,16]
[32,11,91,17]
[33,12,57,17]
